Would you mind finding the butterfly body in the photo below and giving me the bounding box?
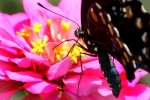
[75,2,133,97]
[75,27,121,97]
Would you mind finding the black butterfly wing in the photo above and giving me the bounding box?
[81,2,121,97]
[115,0,150,71]
[83,2,136,81]
[81,1,122,96]
[81,0,115,30]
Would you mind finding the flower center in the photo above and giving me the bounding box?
[16,18,83,63]
[55,42,85,63]
[68,45,85,63]
[32,22,42,33]
[47,19,52,26]
[16,28,31,39]
[61,20,71,32]
[31,35,48,55]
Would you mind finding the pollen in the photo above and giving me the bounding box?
[61,20,71,32]
[31,35,48,55]
[16,28,30,38]
[47,19,52,26]
[54,43,85,63]
[55,43,70,61]
[32,22,42,33]
[68,45,85,63]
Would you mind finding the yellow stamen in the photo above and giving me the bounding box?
[31,35,48,55]
[47,19,52,26]
[16,29,30,38]
[55,43,85,63]
[61,20,71,32]
[68,45,85,63]
[32,22,42,33]
[55,43,70,61]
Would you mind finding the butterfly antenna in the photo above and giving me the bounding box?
[37,2,80,28]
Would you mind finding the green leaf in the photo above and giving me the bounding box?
[0,0,23,14]
[140,74,150,87]
[10,90,28,100]
[49,0,60,5]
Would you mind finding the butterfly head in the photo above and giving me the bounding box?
[74,28,85,39]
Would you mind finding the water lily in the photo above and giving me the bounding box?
[0,0,150,100]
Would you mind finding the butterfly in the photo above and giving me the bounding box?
[38,0,149,97]
[75,0,137,97]
[78,0,150,97]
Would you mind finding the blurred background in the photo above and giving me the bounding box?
[0,0,60,13]
[0,0,149,14]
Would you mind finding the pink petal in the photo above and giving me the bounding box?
[0,76,6,80]
[0,55,11,62]
[0,15,31,50]
[0,27,14,41]
[0,37,22,49]
[23,51,50,66]
[0,13,15,37]
[23,0,45,23]
[40,90,78,100]
[137,87,150,100]
[0,81,21,100]
[40,91,61,100]
[44,42,57,63]
[0,46,20,57]
[10,58,31,68]
[6,71,42,82]
[23,0,65,23]
[112,57,125,74]
[0,89,16,100]
[60,92,78,100]
[24,81,56,94]
[72,59,100,73]
[65,69,104,96]
[131,69,149,85]
[124,96,136,100]
[0,69,7,80]
[13,18,30,32]
[24,94,43,100]
[14,36,32,51]
[79,92,117,100]
[58,0,81,25]
[47,58,72,80]
[135,69,148,79]
[0,61,17,71]
[118,84,149,100]
[98,88,113,97]
[8,13,29,27]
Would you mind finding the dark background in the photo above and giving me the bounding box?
[0,0,60,13]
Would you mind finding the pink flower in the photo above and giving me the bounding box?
[0,0,80,99]
[0,0,150,100]
[0,0,97,99]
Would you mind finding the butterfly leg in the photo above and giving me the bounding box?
[77,52,96,95]
[53,39,79,49]
[54,39,84,59]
